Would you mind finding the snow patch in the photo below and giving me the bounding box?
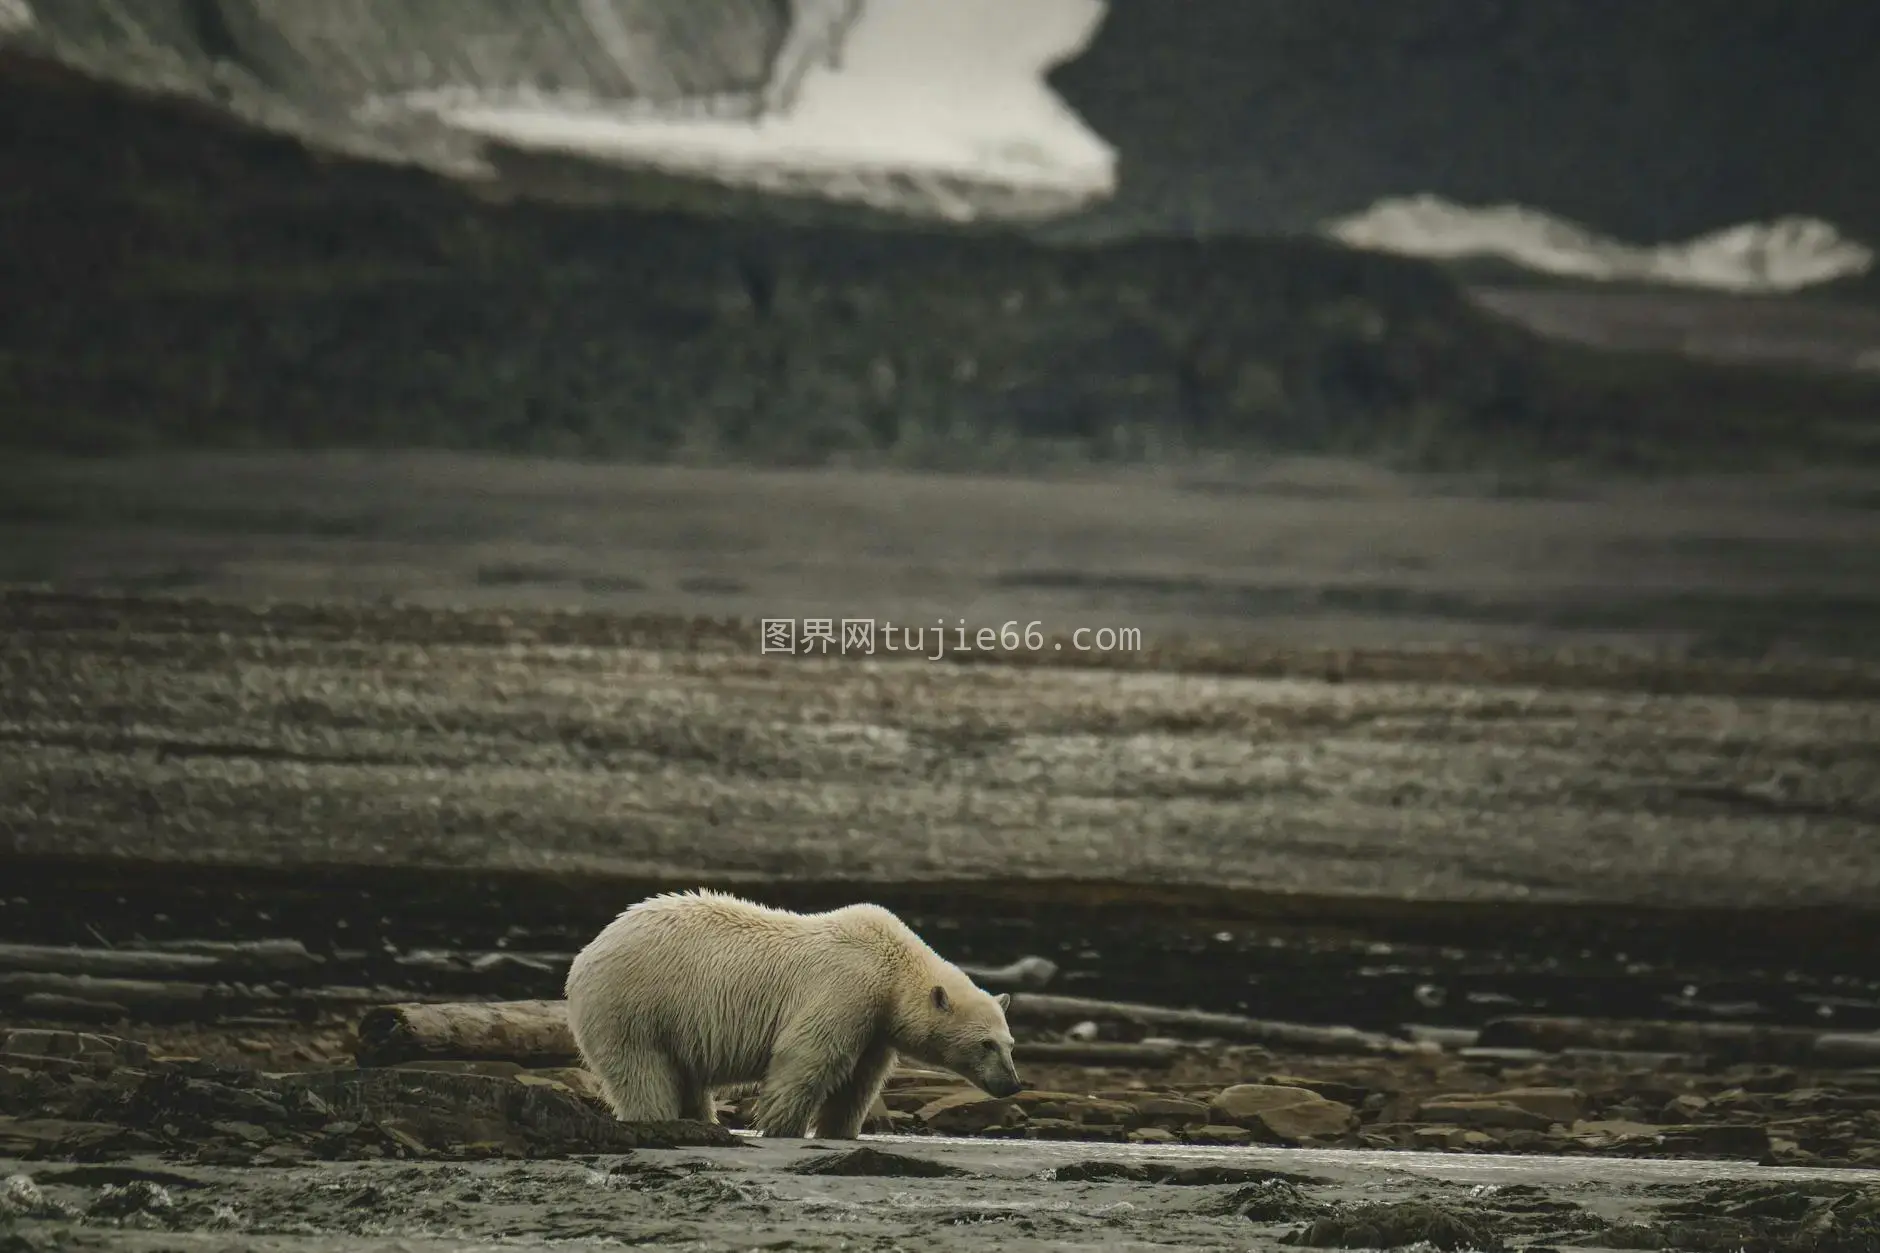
[0,0,34,35]
[1325,195,1874,294]
[380,0,1117,222]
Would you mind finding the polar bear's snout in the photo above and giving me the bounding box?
[957,1036,1024,1098]
[979,1051,1024,1099]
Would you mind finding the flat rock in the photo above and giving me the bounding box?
[1486,1086,1586,1124]
[1570,1118,1664,1146]
[1129,1096,1211,1129]
[0,1116,155,1159]
[1657,1123,1773,1160]
[1412,1126,1469,1150]
[1262,1075,1373,1106]
[1415,1099,1556,1132]
[1186,1123,1255,1145]
[1070,1096,1145,1126]
[915,1091,1025,1134]
[1256,1098,1359,1144]
[1211,1083,1356,1143]
[1209,1083,1323,1122]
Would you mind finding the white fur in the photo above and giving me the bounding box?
[564,889,1021,1138]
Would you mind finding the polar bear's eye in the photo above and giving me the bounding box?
[981,1040,998,1051]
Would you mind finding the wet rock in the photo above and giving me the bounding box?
[1291,1201,1494,1250]
[1262,1075,1373,1107]
[792,1146,969,1177]
[1211,1084,1323,1121]
[0,1069,60,1118]
[0,1118,153,1160]
[1569,1118,1662,1146]
[1127,1127,1176,1145]
[1187,1123,1255,1145]
[1631,1181,1880,1253]
[28,1166,203,1191]
[1707,1086,1768,1114]
[1025,1116,1108,1140]
[378,1118,435,1157]
[914,1091,1025,1135]
[192,1146,258,1166]
[87,1179,175,1219]
[1008,1089,1088,1119]
[1412,1126,1469,1150]
[1199,1178,1325,1222]
[1128,1096,1211,1130]
[1656,1122,1772,1161]
[1259,1100,1359,1144]
[276,1069,736,1155]
[1051,1160,1324,1186]
[1415,1098,1556,1131]
[1066,1097,1139,1127]
[208,1119,269,1145]
[602,1152,717,1189]
[1,1174,78,1220]
[1660,1093,1709,1120]
[1487,1087,1586,1124]
[1210,1084,1358,1143]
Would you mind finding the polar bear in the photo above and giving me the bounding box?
[563,889,1023,1138]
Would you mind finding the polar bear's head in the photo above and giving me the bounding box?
[908,978,1022,1098]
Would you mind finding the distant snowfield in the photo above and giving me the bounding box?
[387,0,1118,222]
[1326,194,1874,294]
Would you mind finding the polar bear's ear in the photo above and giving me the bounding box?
[931,984,951,1012]
[995,992,1011,1010]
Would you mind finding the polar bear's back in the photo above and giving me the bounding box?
[564,890,915,1083]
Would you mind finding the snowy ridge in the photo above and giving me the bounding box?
[5,0,1116,224]
[1325,195,1874,294]
[403,0,1118,222]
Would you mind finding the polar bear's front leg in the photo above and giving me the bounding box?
[752,1009,870,1138]
[813,1038,897,1140]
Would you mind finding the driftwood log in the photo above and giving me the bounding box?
[958,955,1058,991]
[356,998,1332,1070]
[0,972,214,1010]
[1478,1016,1880,1067]
[356,1001,1180,1070]
[356,1000,580,1068]
[0,940,322,979]
[1003,993,1401,1053]
[1009,1041,1178,1068]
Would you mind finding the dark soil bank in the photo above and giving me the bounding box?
[5,54,1880,472]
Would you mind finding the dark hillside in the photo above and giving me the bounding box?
[5,55,1878,472]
